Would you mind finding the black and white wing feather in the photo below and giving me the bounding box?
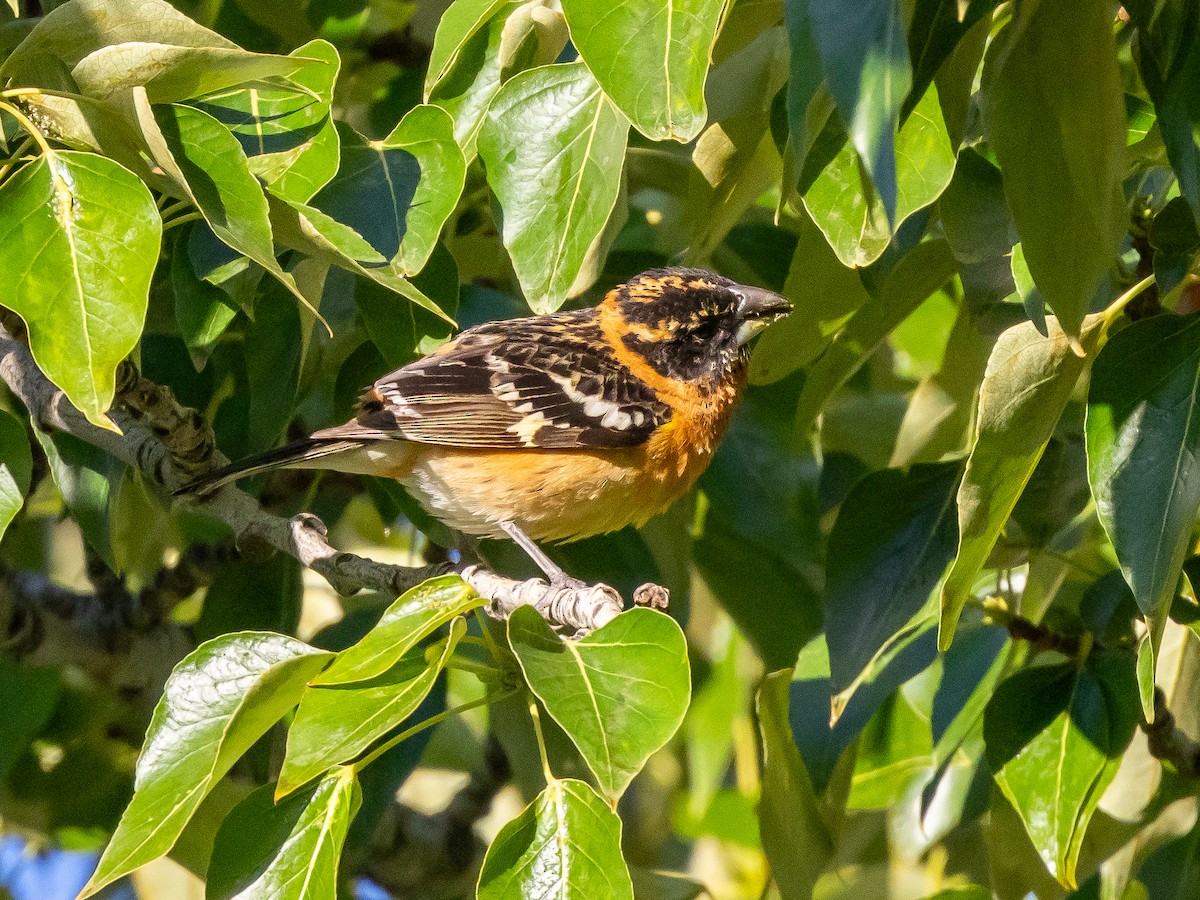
[319,310,672,449]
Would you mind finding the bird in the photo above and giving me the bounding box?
[177,267,792,591]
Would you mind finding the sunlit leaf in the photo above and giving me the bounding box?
[984,651,1139,888]
[507,606,690,800]
[0,151,160,428]
[277,618,465,796]
[70,42,303,102]
[80,634,332,897]
[940,313,1106,649]
[1,0,237,86]
[807,0,911,220]
[477,778,634,900]
[560,0,725,142]
[478,63,629,312]
[206,769,361,900]
[313,575,484,685]
[804,85,955,268]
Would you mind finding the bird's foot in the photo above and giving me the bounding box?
[460,565,623,636]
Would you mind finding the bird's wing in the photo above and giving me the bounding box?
[322,312,673,449]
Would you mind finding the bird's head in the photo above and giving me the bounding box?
[602,267,793,383]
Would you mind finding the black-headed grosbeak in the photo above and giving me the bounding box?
[181,267,792,585]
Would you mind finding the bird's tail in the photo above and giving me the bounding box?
[174,438,366,496]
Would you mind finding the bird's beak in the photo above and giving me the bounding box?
[732,285,793,346]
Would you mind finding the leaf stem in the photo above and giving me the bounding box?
[353,687,516,773]
[474,607,505,664]
[160,199,192,220]
[528,696,555,785]
[1102,274,1156,327]
[0,99,53,159]
[161,211,205,233]
[440,653,503,679]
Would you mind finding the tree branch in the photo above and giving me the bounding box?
[0,320,445,598]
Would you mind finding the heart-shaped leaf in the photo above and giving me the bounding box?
[478,62,629,312]
[278,617,465,796]
[477,778,634,900]
[507,606,690,800]
[313,575,484,685]
[80,634,332,897]
[0,151,160,428]
[560,0,724,142]
[309,106,465,275]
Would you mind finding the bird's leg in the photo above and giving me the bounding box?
[498,520,581,587]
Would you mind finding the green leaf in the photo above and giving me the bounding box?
[803,84,955,268]
[1087,312,1200,631]
[1134,4,1200,225]
[425,0,512,96]
[0,409,32,542]
[788,631,937,792]
[70,43,303,103]
[560,0,724,142]
[903,0,999,121]
[139,97,319,318]
[0,151,160,428]
[196,39,342,203]
[979,0,1126,336]
[170,229,238,370]
[243,281,303,452]
[426,0,524,156]
[0,658,59,780]
[686,27,788,263]
[793,238,958,435]
[313,575,484,685]
[749,207,871,384]
[756,670,835,900]
[309,107,466,275]
[277,618,465,796]
[782,0,832,198]
[477,778,635,900]
[196,555,302,642]
[1,0,238,86]
[807,0,911,221]
[206,769,361,900]
[984,651,1139,889]
[80,633,332,897]
[940,313,1106,649]
[478,62,629,313]
[507,606,690,800]
[824,462,960,717]
[35,426,121,571]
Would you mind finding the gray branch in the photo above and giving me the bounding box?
[0,319,444,598]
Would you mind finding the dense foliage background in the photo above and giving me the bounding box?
[1,0,1199,898]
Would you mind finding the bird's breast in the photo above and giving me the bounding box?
[390,374,743,543]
